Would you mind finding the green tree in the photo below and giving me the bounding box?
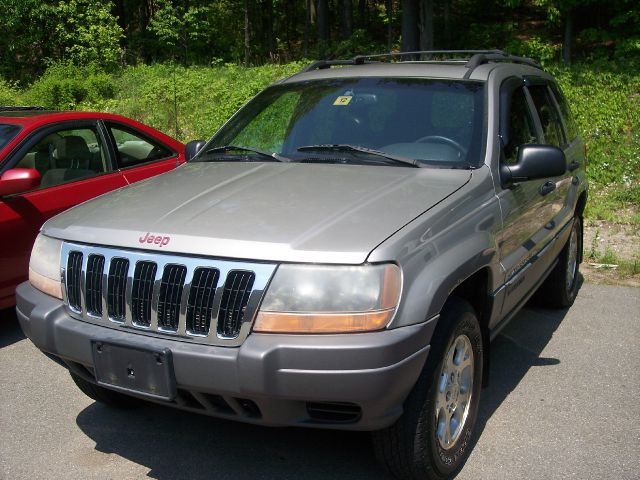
[148,0,211,64]
[52,0,124,67]
[0,0,122,80]
[0,0,57,80]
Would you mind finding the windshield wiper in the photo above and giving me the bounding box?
[297,144,422,168]
[200,145,289,162]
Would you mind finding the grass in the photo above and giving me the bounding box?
[585,224,640,279]
[585,248,640,277]
[584,189,640,225]
[1,60,639,224]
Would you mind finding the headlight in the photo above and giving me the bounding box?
[254,263,401,333]
[29,234,63,299]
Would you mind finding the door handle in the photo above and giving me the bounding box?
[568,160,580,171]
[539,181,556,196]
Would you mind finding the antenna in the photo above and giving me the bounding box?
[172,60,179,139]
[172,59,180,167]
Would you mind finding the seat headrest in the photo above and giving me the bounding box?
[55,135,90,160]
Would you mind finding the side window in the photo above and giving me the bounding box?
[527,85,566,148]
[503,87,539,165]
[108,125,174,168]
[14,127,109,189]
[549,83,579,140]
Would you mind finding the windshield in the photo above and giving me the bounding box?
[0,123,21,152]
[205,77,485,168]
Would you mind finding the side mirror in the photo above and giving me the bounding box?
[501,144,566,187]
[0,168,42,196]
[185,140,207,162]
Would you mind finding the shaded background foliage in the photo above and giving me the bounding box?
[1,0,638,78]
[0,0,638,221]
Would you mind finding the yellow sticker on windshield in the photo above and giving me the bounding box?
[333,95,353,106]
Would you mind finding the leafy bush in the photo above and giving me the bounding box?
[506,37,560,65]
[101,62,304,141]
[464,22,516,51]
[52,0,123,68]
[3,60,638,223]
[328,29,385,59]
[23,63,117,110]
[550,61,640,222]
[0,78,21,105]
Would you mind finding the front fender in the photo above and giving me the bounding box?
[368,168,503,329]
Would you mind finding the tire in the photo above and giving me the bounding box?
[70,371,143,409]
[537,216,582,308]
[372,298,483,480]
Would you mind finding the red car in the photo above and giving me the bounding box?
[0,108,185,309]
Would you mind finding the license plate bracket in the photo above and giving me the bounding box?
[91,340,176,401]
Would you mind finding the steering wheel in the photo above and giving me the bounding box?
[415,135,467,157]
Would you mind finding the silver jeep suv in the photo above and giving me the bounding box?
[18,50,587,479]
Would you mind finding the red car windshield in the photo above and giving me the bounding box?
[0,123,21,151]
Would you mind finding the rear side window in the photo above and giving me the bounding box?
[528,85,566,148]
[107,124,174,168]
[549,84,579,140]
[0,123,21,151]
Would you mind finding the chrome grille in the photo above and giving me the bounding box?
[131,261,157,327]
[107,258,128,321]
[66,251,83,312]
[157,264,187,331]
[186,268,219,335]
[61,243,277,346]
[218,271,255,338]
[85,255,105,316]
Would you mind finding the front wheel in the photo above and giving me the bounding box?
[372,299,483,480]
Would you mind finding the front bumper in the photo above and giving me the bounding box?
[17,282,434,431]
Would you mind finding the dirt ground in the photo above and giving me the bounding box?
[582,221,640,287]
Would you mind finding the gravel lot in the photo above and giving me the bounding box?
[1,282,638,480]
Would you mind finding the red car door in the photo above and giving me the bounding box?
[0,122,127,308]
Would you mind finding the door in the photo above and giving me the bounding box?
[526,83,574,232]
[0,122,127,308]
[103,122,180,185]
[496,82,566,317]
[548,82,585,232]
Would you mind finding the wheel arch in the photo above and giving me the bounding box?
[447,268,493,387]
[389,232,499,384]
[575,190,587,263]
[411,266,494,388]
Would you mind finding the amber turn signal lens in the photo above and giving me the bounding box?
[29,267,63,299]
[253,308,395,334]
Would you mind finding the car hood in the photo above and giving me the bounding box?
[43,162,471,264]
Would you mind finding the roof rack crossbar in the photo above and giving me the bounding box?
[462,52,541,79]
[0,106,45,112]
[465,52,540,70]
[353,49,506,63]
[301,59,359,72]
[302,50,508,72]
[301,50,541,75]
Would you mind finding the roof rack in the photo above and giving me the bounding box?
[301,50,541,75]
[0,106,46,112]
[463,51,540,78]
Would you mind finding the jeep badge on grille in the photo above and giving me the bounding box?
[139,232,170,247]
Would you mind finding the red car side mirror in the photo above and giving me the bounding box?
[0,168,42,196]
